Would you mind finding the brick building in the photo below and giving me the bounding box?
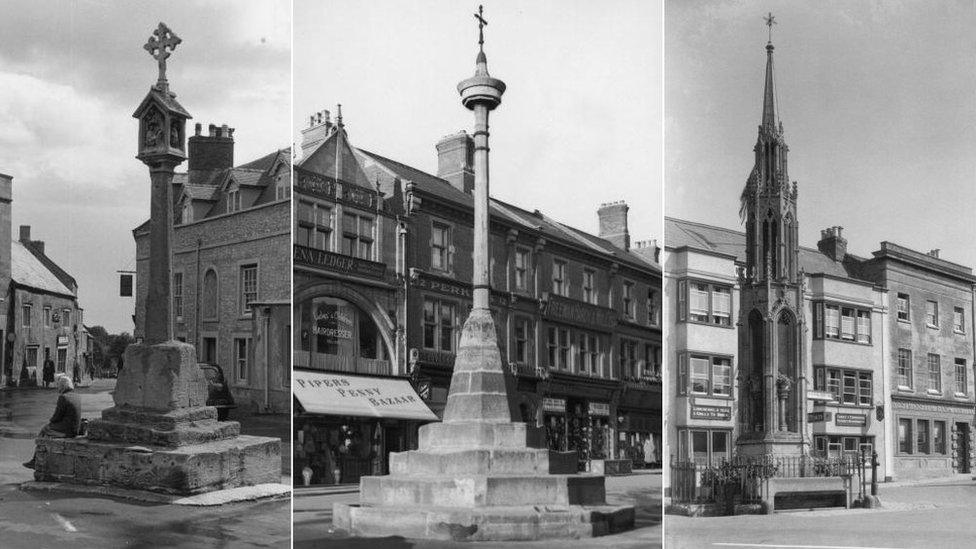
[0,174,87,387]
[292,110,662,485]
[133,123,291,413]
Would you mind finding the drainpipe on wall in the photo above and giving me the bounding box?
[194,238,202,354]
[264,306,271,413]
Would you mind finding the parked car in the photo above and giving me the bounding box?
[197,363,236,420]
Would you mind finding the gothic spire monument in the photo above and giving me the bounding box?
[331,7,634,540]
[736,14,809,458]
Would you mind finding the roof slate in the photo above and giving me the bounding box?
[12,240,74,297]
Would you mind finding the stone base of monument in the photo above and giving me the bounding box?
[31,341,282,497]
[333,502,635,542]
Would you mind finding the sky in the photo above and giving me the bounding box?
[666,0,976,268]
[0,0,291,333]
[294,0,664,251]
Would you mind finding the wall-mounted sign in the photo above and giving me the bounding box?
[835,413,867,427]
[409,348,456,368]
[690,405,732,421]
[296,171,337,200]
[56,335,69,346]
[808,411,831,423]
[807,390,835,402]
[588,402,610,416]
[541,293,618,331]
[294,245,387,280]
[543,397,566,413]
[410,271,508,307]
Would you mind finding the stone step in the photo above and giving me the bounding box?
[33,435,280,496]
[390,448,557,476]
[359,474,606,508]
[86,418,240,448]
[418,421,546,451]
[333,502,635,541]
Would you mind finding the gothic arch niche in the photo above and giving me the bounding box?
[776,309,798,432]
[747,309,765,432]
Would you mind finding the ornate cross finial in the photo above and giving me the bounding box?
[764,12,776,43]
[144,22,182,91]
[474,5,487,51]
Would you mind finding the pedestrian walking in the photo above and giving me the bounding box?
[42,358,55,388]
[642,437,656,469]
[72,360,81,385]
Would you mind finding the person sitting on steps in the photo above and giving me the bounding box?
[23,374,83,470]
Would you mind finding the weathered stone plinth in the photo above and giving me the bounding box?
[32,341,282,496]
[334,310,635,541]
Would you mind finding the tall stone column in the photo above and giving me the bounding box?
[145,161,179,344]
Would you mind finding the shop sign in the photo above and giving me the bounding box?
[543,397,566,413]
[410,272,508,307]
[312,306,354,339]
[807,390,835,402]
[296,171,337,199]
[690,405,731,420]
[56,335,69,346]
[294,245,387,279]
[410,348,456,368]
[588,402,610,416]
[541,293,618,330]
[835,413,867,427]
[808,411,831,423]
[293,370,438,420]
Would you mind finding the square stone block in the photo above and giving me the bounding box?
[114,342,207,412]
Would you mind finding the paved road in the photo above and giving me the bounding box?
[294,470,662,548]
[666,477,976,549]
[0,379,291,548]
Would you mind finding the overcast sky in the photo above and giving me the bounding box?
[667,0,976,268]
[0,0,290,333]
[295,0,663,251]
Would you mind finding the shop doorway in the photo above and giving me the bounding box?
[955,422,970,473]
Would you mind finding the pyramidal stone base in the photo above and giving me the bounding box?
[32,341,281,496]
[333,309,635,541]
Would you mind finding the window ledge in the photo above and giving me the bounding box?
[818,337,872,347]
[896,318,911,325]
[954,330,966,335]
[954,393,969,399]
[896,385,914,392]
[926,324,940,330]
[927,389,942,395]
[682,319,735,330]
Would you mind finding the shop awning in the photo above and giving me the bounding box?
[293,370,439,421]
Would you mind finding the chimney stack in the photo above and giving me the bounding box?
[928,249,941,259]
[598,201,630,251]
[435,132,475,194]
[633,239,661,263]
[19,225,29,242]
[188,122,235,183]
[301,109,334,158]
[817,225,847,262]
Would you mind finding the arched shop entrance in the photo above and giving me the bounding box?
[294,290,395,373]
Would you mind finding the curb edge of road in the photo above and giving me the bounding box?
[21,481,294,506]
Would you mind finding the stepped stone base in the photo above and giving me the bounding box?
[361,473,606,507]
[419,421,546,451]
[333,503,635,542]
[33,435,280,496]
[87,406,241,448]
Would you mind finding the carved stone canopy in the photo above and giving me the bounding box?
[132,88,191,165]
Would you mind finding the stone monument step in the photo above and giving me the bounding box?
[389,448,554,476]
[33,434,281,496]
[86,418,241,448]
[359,473,607,508]
[333,502,636,542]
[100,405,218,427]
[418,421,546,451]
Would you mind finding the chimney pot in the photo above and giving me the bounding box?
[19,225,30,242]
[194,123,202,136]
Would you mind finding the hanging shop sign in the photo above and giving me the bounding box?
[588,402,610,416]
[56,335,69,346]
[835,413,868,427]
[690,405,732,421]
[543,397,567,413]
[808,411,831,423]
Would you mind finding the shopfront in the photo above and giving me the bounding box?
[295,295,392,374]
[292,369,437,486]
[540,390,614,471]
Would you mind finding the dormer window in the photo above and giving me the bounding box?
[181,201,193,224]
[227,188,241,213]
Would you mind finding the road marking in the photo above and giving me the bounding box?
[712,542,901,549]
[51,513,77,532]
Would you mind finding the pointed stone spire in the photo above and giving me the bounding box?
[761,13,777,130]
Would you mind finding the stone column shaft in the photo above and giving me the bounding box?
[472,103,491,310]
[146,163,176,345]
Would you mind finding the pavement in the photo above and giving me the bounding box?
[665,475,976,548]
[0,378,292,548]
[293,469,662,548]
